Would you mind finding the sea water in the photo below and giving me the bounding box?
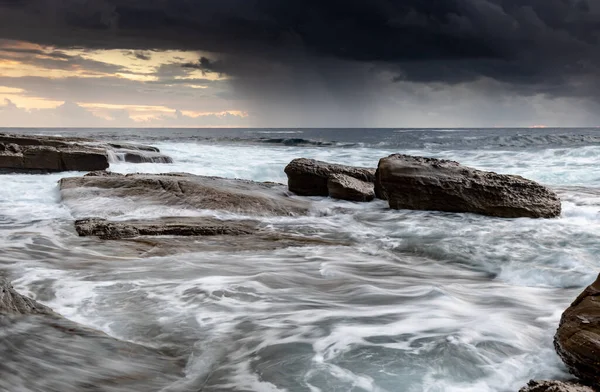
[1,128,600,391]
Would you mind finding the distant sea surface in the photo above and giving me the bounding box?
[2,127,600,392]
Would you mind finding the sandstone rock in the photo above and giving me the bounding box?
[284,158,375,200]
[519,380,596,392]
[327,173,375,202]
[75,217,258,240]
[0,133,172,173]
[106,142,160,152]
[555,274,600,387]
[0,145,109,172]
[122,151,174,164]
[0,278,55,316]
[375,154,561,218]
[60,173,310,216]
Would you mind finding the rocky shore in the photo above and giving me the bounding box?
[0,133,172,172]
[3,133,596,391]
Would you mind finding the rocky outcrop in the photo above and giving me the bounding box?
[121,151,174,163]
[284,158,375,201]
[106,142,173,163]
[375,154,561,218]
[0,133,173,173]
[0,278,56,316]
[519,380,596,392]
[554,274,600,387]
[0,277,185,391]
[0,143,109,172]
[75,217,259,240]
[327,173,375,202]
[60,172,310,216]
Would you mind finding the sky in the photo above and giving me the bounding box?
[0,0,599,128]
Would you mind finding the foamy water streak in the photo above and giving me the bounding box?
[1,128,600,392]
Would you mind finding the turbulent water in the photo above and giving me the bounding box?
[2,127,600,392]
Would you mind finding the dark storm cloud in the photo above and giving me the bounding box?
[0,0,599,102]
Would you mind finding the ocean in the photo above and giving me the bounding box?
[1,127,599,392]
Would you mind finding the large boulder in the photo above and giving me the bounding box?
[375,154,561,218]
[284,158,375,200]
[327,173,375,202]
[60,172,310,216]
[519,380,595,392]
[554,274,600,387]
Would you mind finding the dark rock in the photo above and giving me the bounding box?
[0,145,109,172]
[0,133,95,148]
[327,173,375,202]
[0,278,56,316]
[375,154,561,218]
[106,142,160,152]
[75,217,258,240]
[0,133,172,173]
[122,151,174,164]
[60,173,310,216]
[6,143,20,153]
[284,158,375,198]
[555,274,600,387]
[0,134,109,173]
[519,380,596,392]
[60,148,111,171]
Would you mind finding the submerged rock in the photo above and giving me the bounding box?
[375,154,561,218]
[555,274,600,387]
[60,172,310,216]
[327,173,375,202]
[75,217,259,240]
[284,158,375,201]
[0,277,185,391]
[519,380,595,392]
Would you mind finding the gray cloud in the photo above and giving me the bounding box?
[0,0,599,126]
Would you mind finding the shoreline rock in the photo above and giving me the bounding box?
[554,274,600,388]
[75,217,259,240]
[0,133,172,173]
[60,172,311,216]
[519,380,596,392]
[0,278,56,317]
[284,158,375,201]
[327,173,375,202]
[375,154,561,218]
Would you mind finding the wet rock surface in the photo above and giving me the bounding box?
[0,133,173,173]
[375,154,561,218]
[60,172,310,216]
[519,380,596,392]
[0,278,56,316]
[75,217,259,240]
[555,274,600,387]
[284,158,375,201]
[327,173,375,202]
